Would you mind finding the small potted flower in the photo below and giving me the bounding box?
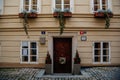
[73,50,81,75]
[53,8,72,18]
[45,51,52,74]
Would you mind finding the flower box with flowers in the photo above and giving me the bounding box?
[53,8,72,18]
[19,13,37,18]
[53,12,72,18]
[94,9,113,18]
[19,10,38,18]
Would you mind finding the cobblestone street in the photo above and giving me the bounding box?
[0,67,120,80]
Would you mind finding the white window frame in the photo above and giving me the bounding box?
[20,0,41,13]
[91,0,112,13]
[93,42,111,64]
[0,0,4,14]
[20,41,38,64]
[52,0,74,12]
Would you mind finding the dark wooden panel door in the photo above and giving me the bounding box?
[53,38,72,73]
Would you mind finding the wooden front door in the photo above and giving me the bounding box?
[53,38,72,73]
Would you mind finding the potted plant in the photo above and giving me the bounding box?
[94,9,113,29]
[73,50,81,75]
[45,51,52,74]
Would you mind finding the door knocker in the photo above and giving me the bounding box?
[59,57,66,64]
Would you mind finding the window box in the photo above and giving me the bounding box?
[19,13,38,18]
[53,12,72,18]
[94,12,113,18]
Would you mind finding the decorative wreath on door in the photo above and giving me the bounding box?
[59,57,66,64]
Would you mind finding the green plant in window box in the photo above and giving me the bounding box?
[19,9,37,18]
[94,9,113,29]
[19,9,37,37]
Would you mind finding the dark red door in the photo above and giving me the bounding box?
[53,38,72,73]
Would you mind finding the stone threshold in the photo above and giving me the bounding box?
[38,70,90,78]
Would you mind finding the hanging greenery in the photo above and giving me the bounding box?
[54,8,72,35]
[58,12,65,35]
[104,12,110,29]
[19,9,37,37]
[94,9,113,29]
[23,11,29,36]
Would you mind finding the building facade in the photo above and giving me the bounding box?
[0,0,120,73]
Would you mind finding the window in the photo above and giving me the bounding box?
[92,0,111,12]
[20,0,40,13]
[21,41,38,63]
[53,0,74,12]
[93,42,110,63]
[0,0,3,14]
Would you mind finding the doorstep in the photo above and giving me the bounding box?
[39,70,90,78]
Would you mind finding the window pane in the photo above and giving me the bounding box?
[24,0,29,11]
[94,0,100,11]
[30,56,37,62]
[22,56,28,61]
[64,0,70,9]
[32,0,37,4]
[56,0,61,4]
[103,56,109,62]
[64,0,69,4]
[22,42,28,48]
[95,50,101,55]
[25,0,29,5]
[103,50,109,55]
[31,42,36,48]
[56,5,62,9]
[64,5,70,9]
[103,42,109,48]
[102,0,108,10]
[30,49,36,55]
[95,56,100,62]
[22,49,28,56]
[94,42,100,48]
[56,0,62,9]
[31,0,37,10]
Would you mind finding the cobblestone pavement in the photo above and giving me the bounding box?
[0,67,120,80]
